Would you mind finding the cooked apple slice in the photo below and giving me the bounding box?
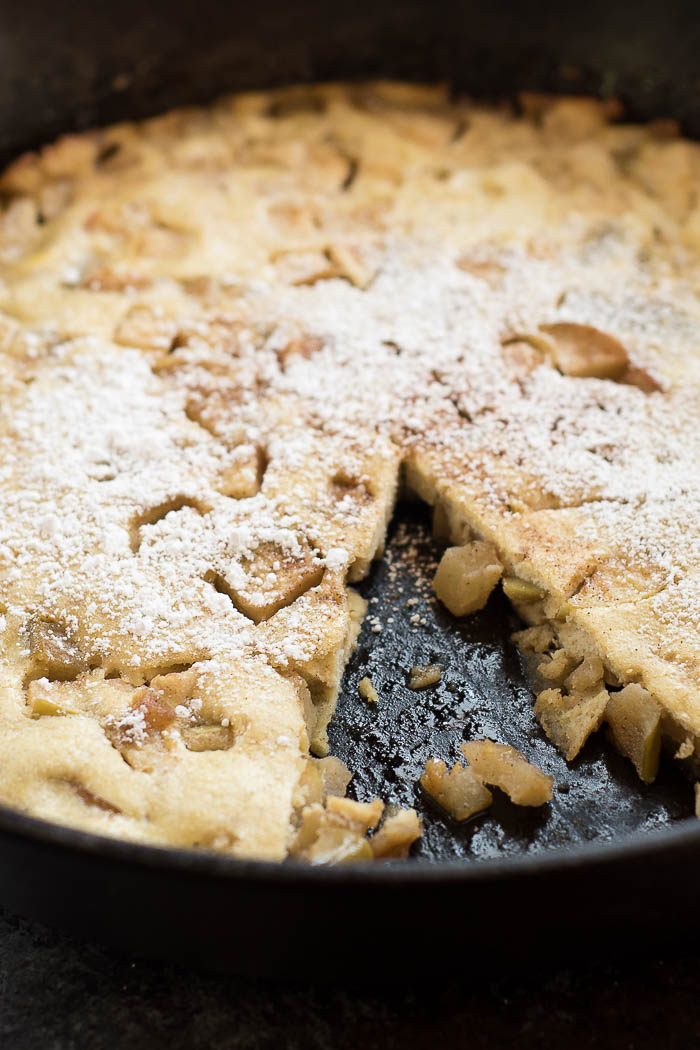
[291,795,383,864]
[534,685,609,761]
[27,678,80,718]
[211,538,324,623]
[502,577,545,604]
[538,322,629,380]
[433,540,503,617]
[461,739,553,806]
[537,648,578,685]
[420,757,493,820]
[315,755,353,797]
[565,655,605,693]
[605,683,662,782]
[370,807,423,859]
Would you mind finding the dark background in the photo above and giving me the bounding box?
[2,904,699,1050]
[3,0,700,1043]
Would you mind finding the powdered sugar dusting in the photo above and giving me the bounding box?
[0,84,699,728]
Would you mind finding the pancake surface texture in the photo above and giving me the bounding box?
[0,82,698,858]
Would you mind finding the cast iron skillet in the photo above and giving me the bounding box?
[1,0,699,978]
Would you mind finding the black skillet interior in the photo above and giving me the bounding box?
[1,0,700,974]
[331,504,693,863]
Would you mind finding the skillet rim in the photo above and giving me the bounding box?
[0,797,698,885]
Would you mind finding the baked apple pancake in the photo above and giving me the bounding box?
[0,82,698,860]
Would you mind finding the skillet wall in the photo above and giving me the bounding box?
[2,0,700,166]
